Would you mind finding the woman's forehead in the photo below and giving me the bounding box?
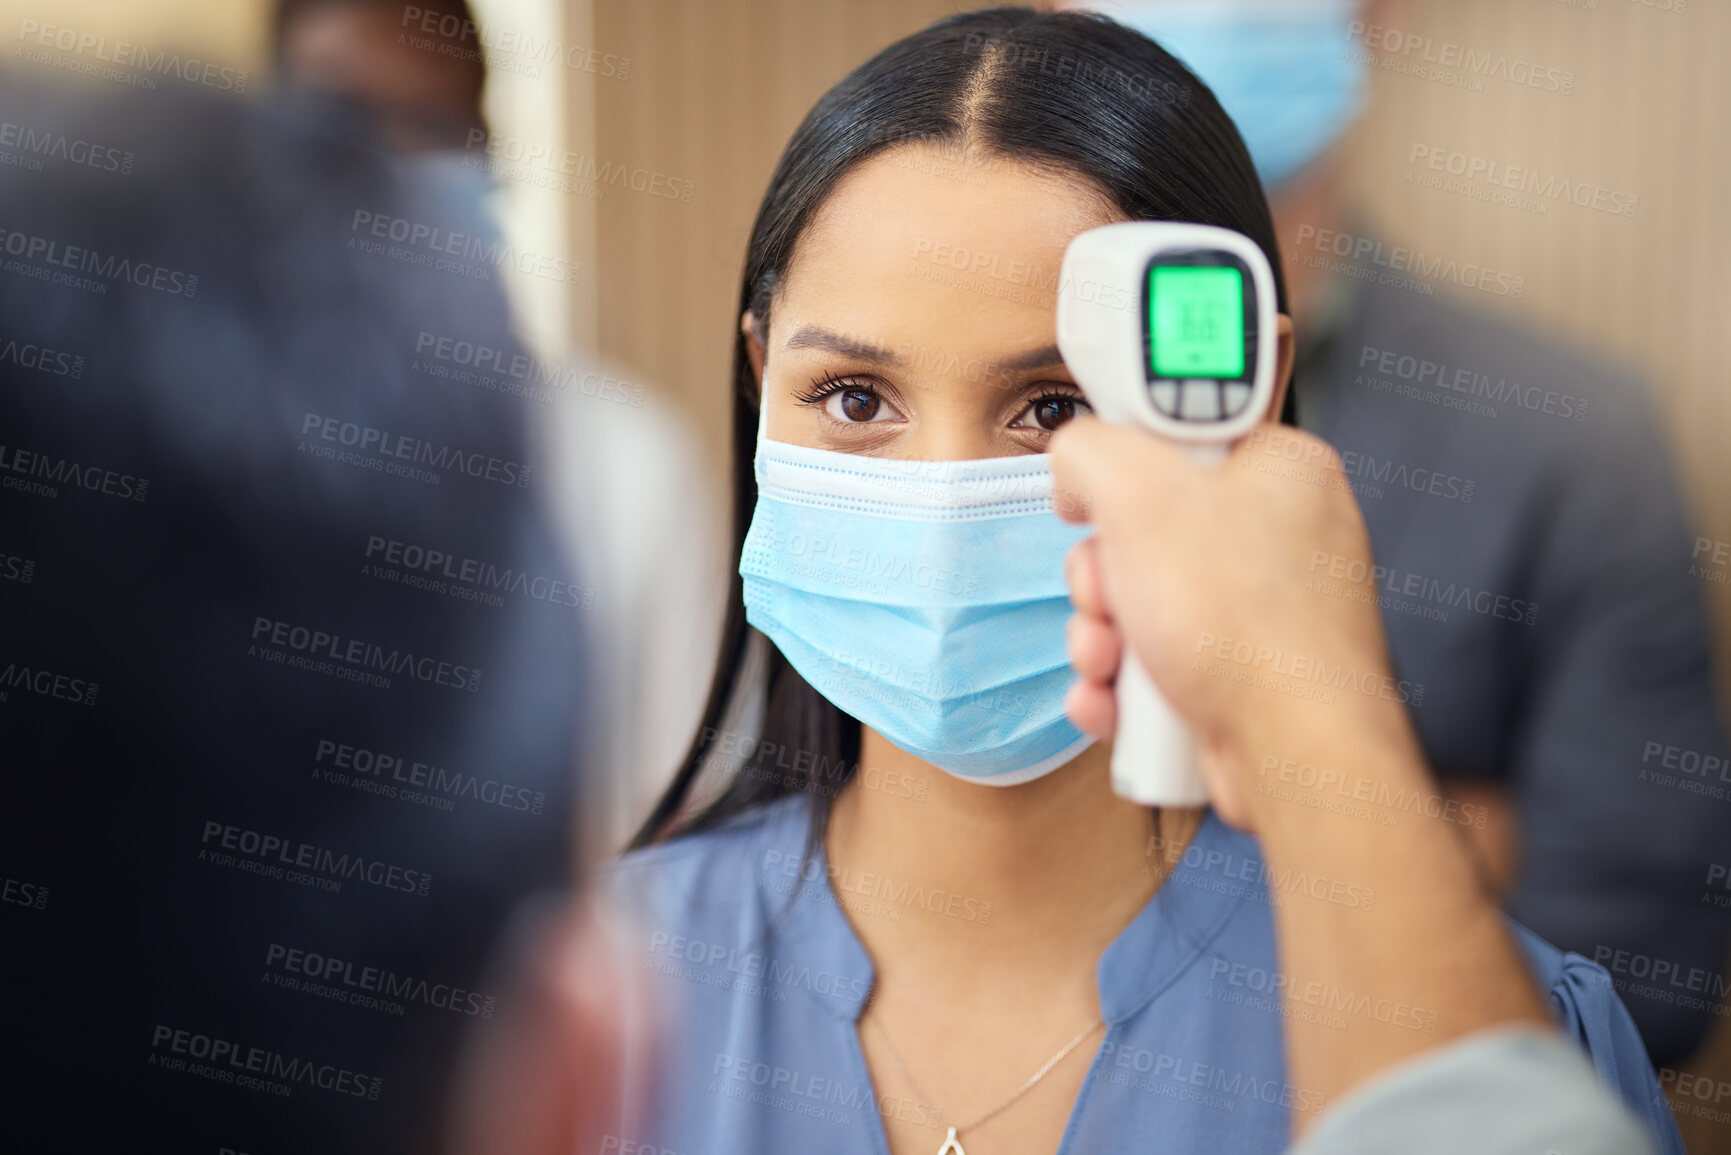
[773,143,1120,353]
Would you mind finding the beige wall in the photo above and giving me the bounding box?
[0,0,271,70]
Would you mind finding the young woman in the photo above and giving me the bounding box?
[604,9,1679,1155]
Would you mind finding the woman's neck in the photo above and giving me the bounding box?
[826,727,1202,986]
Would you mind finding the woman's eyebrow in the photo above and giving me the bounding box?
[783,326,903,364]
[994,343,1065,372]
[784,327,1066,376]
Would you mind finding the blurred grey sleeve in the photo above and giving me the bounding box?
[1289,1029,1658,1155]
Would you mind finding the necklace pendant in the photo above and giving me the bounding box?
[937,1125,965,1155]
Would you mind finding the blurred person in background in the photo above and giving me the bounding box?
[1086,0,1731,1065]
[275,0,485,154]
[274,0,729,857]
[273,0,501,241]
[0,54,583,1154]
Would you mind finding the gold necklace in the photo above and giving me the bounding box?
[867,1006,1105,1155]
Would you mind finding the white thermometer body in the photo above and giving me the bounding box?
[1055,222,1280,806]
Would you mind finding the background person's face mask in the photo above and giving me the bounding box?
[1104,0,1367,190]
[739,435,1095,785]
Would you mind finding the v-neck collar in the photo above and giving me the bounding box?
[748,795,1250,1025]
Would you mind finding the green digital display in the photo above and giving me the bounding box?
[1148,265,1245,379]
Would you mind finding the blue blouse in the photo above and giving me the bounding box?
[603,795,1683,1154]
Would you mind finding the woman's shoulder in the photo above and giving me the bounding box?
[1503,922,1685,1152]
[1502,920,1637,1035]
[601,794,812,928]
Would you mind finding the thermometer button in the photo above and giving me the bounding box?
[1223,381,1252,416]
[1179,380,1222,421]
[1151,379,1180,415]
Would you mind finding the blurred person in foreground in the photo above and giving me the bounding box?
[1085,0,1731,1064]
[274,0,731,856]
[0,59,584,1152]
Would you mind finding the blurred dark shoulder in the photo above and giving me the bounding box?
[0,69,586,1151]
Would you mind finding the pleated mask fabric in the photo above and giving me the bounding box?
[740,436,1095,785]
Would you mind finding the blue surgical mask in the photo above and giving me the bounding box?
[739,435,1095,785]
[1104,0,1366,190]
[395,150,504,248]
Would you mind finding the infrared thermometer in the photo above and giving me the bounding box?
[1056,222,1280,805]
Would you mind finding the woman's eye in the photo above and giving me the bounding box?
[826,386,897,424]
[794,375,904,425]
[1014,394,1092,432]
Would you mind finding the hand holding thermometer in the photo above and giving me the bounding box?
[1055,222,1280,805]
